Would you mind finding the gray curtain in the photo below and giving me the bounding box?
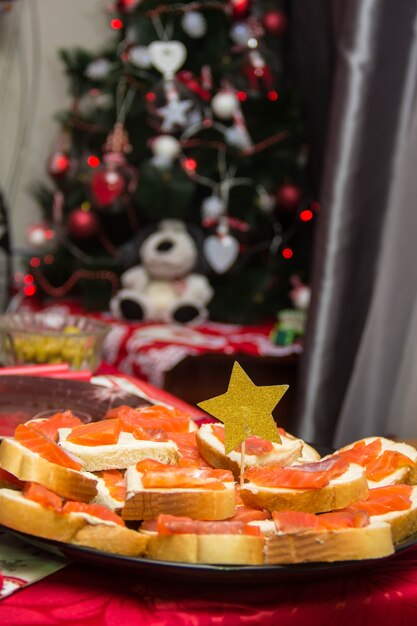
[293,0,417,447]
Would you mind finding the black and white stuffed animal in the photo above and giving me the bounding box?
[110,220,213,324]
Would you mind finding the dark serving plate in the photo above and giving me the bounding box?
[0,375,151,437]
[2,525,417,586]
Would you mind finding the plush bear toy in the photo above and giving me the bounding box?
[110,220,213,324]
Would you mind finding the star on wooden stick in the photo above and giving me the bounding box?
[198,361,288,454]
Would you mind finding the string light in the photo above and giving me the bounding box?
[30,257,41,268]
[237,91,247,101]
[23,274,34,284]
[24,285,37,297]
[87,155,101,168]
[44,255,55,265]
[282,247,293,259]
[311,201,321,211]
[110,18,123,30]
[299,209,313,222]
[184,157,197,171]
[146,92,156,102]
[267,91,279,101]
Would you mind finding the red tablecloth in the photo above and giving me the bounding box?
[21,299,301,387]
[2,546,417,625]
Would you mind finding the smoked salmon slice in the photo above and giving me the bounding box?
[230,505,271,523]
[212,424,274,455]
[23,482,63,511]
[365,450,415,482]
[272,509,369,532]
[27,411,83,442]
[346,484,413,516]
[15,423,83,471]
[106,404,192,434]
[137,464,234,490]
[63,501,125,526]
[66,418,121,446]
[94,469,126,503]
[166,431,210,467]
[156,514,261,536]
[244,456,350,489]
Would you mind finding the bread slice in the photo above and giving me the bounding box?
[241,463,368,513]
[265,521,393,564]
[0,438,97,502]
[333,437,417,487]
[196,423,320,479]
[122,464,236,521]
[58,430,179,471]
[0,488,148,557]
[145,532,264,565]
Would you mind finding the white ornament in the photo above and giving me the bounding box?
[85,58,111,80]
[157,99,193,132]
[129,45,152,69]
[181,12,207,38]
[148,41,187,79]
[258,191,276,213]
[211,91,239,120]
[201,196,226,219]
[230,23,252,46]
[224,125,252,150]
[151,135,181,168]
[204,233,239,273]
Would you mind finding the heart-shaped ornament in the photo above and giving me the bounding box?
[148,41,187,78]
[204,234,239,274]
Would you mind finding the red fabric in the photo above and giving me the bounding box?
[2,547,417,625]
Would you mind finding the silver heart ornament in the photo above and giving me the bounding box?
[148,41,187,78]
[204,234,239,274]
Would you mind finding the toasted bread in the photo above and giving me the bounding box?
[0,487,148,557]
[196,423,320,479]
[122,464,236,520]
[58,430,179,471]
[0,438,97,502]
[241,463,368,513]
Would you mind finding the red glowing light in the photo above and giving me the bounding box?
[311,201,321,212]
[146,92,156,102]
[87,155,100,168]
[44,229,54,240]
[300,209,313,222]
[29,257,41,268]
[237,91,247,101]
[44,255,55,265]
[267,91,279,101]
[282,247,293,259]
[184,158,197,171]
[23,274,34,284]
[110,18,123,30]
[24,285,37,297]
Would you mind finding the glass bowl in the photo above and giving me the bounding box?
[0,312,110,371]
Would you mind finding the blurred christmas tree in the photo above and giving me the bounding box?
[26,0,317,324]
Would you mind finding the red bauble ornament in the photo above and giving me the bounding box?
[275,184,302,210]
[90,156,127,208]
[67,207,99,239]
[230,0,250,20]
[47,151,70,182]
[262,10,288,36]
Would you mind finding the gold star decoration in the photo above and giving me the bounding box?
[198,361,288,454]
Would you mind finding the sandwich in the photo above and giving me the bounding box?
[122,459,236,520]
[240,456,369,513]
[141,513,264,565]
[196,422,320,479]
[265,509,394,564]
[0,482,148,557]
